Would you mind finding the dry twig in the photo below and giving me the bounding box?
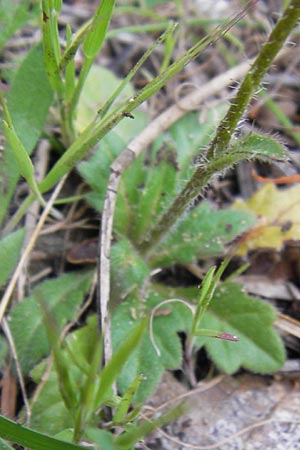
[98,60,252,363]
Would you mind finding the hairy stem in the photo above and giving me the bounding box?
[138,1,300,255]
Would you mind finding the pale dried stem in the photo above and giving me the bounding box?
[17,139,50,299]
[99,60,252,363]
[2,318,31,424]
[0,175,67,323]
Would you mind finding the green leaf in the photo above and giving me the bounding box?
[0,415,87,450]
[195,282,285,373]
[168,106,227,178]
[0,0,37,52]
[0,437,14,450]
[30,364,73,435]
[111,238,150,300]
[114,155,146,237]
[0,336,8,371]
[131,153,177,243]
[113,374,143,424]
[230,132,287,160]
[114,404,186,450]
[112,291,191,402]
[6,44,53,154]
[78,132,131,211]
[149,202,256,267]
[2,121,43,204]
[83,0,115,59]
[0,43,53,225]
[94,318,147,407]
[29,315,98,435]
[9,271,93,375]
[84,428,115,450]
[0,228,24,288]
[75,65,147,138]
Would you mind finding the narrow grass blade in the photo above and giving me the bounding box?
[0,415,87,450]
[38,10,247,194]
[113,374,143,424]
[83,0,116,59]
[98,22,177,119]
[93,318,148,408]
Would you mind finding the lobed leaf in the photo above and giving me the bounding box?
[112,291,191,402]
[195,282,285,373]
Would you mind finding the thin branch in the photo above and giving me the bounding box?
[98,60,252,363]
[0,175,68,323]
[2,318,31,425]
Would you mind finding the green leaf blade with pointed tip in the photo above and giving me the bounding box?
[230,132,287,160]
[132,157,177,243]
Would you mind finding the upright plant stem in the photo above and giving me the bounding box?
[138,1,300,255]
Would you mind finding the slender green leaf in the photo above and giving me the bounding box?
[2,121,43,203]
[41,2,63,93]
[114,155,146,236]
[29,315,98,435]
[114,403,186,450]
[94,318,148,408]
[132,152,177,243]
[38,296,79,411]
[83,0,116,59]
[30,364,73,435]
[0,415,87,450]
[113,374,143,424]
